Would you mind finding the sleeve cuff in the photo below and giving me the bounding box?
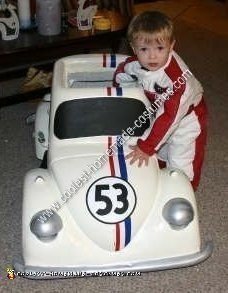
[137,138,156,156]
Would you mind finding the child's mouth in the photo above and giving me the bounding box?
[149,63,158,67]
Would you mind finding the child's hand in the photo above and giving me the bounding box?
[115,72,136,84]
[125,145,149,167]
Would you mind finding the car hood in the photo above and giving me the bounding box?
[50,141,160,252]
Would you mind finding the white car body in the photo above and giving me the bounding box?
[14,54,213,279]
[34,93,50,160]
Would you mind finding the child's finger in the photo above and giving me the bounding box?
[128,145,137,151]
[125,151,134,160]
[138,158,144,167]
[129,156,139,165]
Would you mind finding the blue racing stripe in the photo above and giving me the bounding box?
[124,217,131,246]
[116,87,123,96]
[117,138,128,181]
[110,54,116,68]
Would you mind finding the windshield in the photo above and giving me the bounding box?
[54,97,150,139]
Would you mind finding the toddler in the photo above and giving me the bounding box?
[114,11,207,191]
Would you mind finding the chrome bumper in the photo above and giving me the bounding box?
[13,241,213,279]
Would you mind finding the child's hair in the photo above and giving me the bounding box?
[127,11,174,45]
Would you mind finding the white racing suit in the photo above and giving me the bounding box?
[114,51,207,190]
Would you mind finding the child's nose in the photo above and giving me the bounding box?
[149,50,156,59]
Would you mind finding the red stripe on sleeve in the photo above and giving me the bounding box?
[138,56,186,155]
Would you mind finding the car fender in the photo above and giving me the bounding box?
[34,94,50,160]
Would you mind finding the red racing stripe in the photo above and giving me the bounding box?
[103,54,106,67]
[108,137,115,176]
[115,223,120,251]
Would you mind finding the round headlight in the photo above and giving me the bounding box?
[162,198,194,230]
[30,210,63,242]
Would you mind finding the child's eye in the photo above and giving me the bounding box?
[140,48,147,52]
[158,46,164,51]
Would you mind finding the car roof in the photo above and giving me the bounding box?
[51,54,148,112]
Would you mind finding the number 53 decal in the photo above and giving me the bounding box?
[86,176,137,224]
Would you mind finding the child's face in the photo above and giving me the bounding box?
[132,35,175,71]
